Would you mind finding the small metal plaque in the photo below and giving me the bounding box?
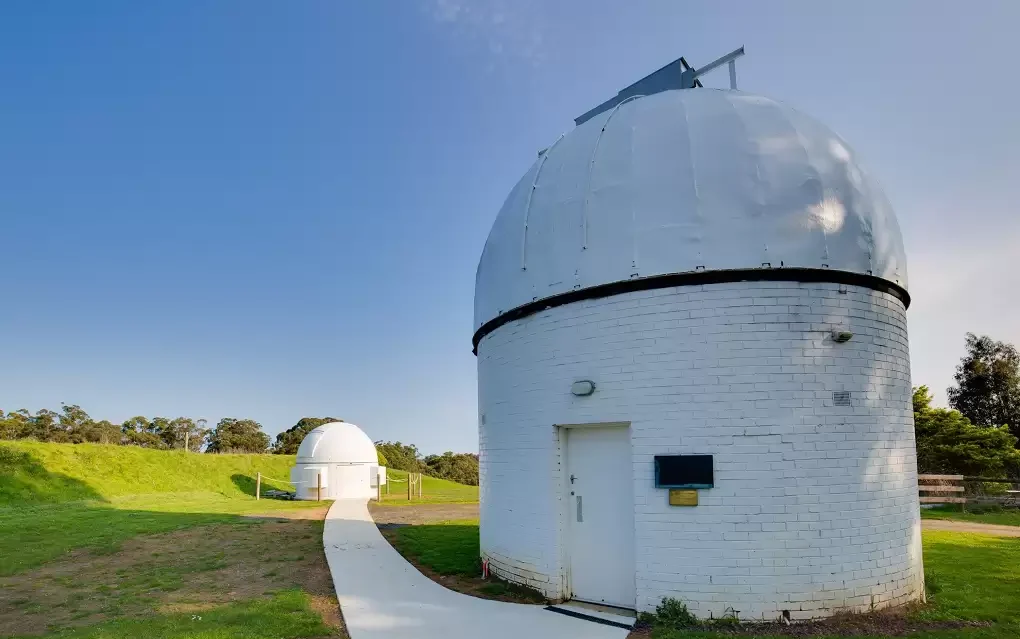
[668,489,698,507]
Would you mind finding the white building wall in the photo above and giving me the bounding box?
[292,463,376,500]
[477,281,924,620]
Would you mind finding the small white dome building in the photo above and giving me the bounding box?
[290,422,384,500]
[474,87,923,619]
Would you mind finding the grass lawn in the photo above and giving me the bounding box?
[5,590,330,639]
[0,492,326,576]
[383,517,545,604]
[0,442,344,638]
[917,531,1020,625]
[0,441,479,638]
[921,506,1020,528]
[386,518,481,575]
[0,441,299,506]
[383,518,1020,639]
[0,493,341,638]
[378,468,478,504]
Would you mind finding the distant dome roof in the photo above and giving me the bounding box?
[474,89,907,335]
[295,422,377,465]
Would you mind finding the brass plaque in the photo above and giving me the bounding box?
[668,489,698,507]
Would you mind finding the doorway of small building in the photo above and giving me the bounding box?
[560,423,636,609]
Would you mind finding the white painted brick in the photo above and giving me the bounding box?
[477,282,924,619]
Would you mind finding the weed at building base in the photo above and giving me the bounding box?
[634,597,989,638]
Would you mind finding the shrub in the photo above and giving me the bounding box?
[654,597,697,629]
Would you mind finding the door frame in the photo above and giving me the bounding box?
[555,421,634,606]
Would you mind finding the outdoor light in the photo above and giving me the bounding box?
[570,380,596,396]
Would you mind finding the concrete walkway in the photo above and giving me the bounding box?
[323,499,629,639]
[922,518,1020,537]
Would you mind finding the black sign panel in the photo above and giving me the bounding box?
[654,455,714,489]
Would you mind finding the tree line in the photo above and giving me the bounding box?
[0,407,270,454]
[0,410,480,485]
[916,333,1020,477]
[4,331,1017,482]
[375,441,480,486]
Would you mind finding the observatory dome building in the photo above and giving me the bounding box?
[474,82,923,619]
[290,422,384,500]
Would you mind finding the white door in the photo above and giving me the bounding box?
[564,425,636,608]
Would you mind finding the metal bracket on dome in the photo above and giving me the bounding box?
[574,46,745,126]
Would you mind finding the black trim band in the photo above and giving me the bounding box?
[544,606,635,629]
[473,268,909,354]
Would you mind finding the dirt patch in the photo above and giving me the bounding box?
[626,606,986,638]
[368,502,478,526]
[922,519,1020,537]
[243,504,331,521]
[0,515,346,637]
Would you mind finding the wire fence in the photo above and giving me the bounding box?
[253,469,424,502]
[255,471,324,501]
[259,475,309,484]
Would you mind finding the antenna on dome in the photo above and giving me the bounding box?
[574,46,746,126]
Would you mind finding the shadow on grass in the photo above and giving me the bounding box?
[387,523,481,575]
[0,445,105,506]
[231,473,258,497]
[232,473,295,497]
[0,501,264,577]
[381,520,546,604]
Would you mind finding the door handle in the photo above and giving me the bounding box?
[576,495,583,522]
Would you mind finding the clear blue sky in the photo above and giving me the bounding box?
[2,1,1018,453]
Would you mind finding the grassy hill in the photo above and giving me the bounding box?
[0,440,298,505]
[0,440,480,507]
[382,468,478,503]
[0,441,343,638]
[0,440,477,581]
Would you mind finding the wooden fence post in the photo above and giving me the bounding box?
[317,472,322,502]
[256,472,261,500]
[918,474,966,508]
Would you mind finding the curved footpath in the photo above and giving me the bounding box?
[323,499,629,639]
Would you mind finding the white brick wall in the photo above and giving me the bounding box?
[476,281,924,620]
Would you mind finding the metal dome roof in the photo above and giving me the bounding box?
[295,422,377,465]
[473,89,908,344]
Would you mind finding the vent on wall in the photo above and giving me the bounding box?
[833,391,851,407]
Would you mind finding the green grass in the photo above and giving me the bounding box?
[379,468,478,504]
[0,440,299,505]
[384,517,546,603]
[387,518,1020,639]
[922,506,1020,528]
[0,442,327,576]
[387,518,481,575]
[0,492,325,576]
[8,590,331,639]
[0,442,479,575]
[0,442,339,638]
[918,531,1020,625]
